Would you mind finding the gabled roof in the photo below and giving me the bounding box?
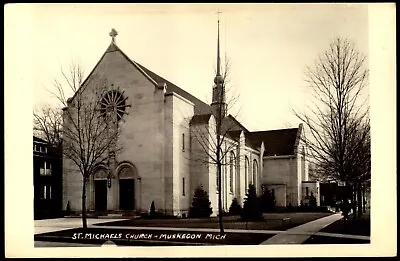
[247,128,299,156]
[68,41,211,116]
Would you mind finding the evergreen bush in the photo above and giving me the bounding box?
[229,198,242,215]
[189,185,213,218]
[241,184,263,221]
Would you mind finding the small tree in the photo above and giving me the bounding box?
[150,201,156,218]
[309,192,317,209]
[229,198,242,216]
[260,187,276,213]
[189,186,213,218]
[242,184,263,221]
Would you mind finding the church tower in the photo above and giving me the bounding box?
[211,19,227,120]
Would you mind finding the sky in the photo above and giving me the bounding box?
[28,3,370,131]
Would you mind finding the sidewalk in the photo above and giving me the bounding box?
[34,218,128,235]
[260,213,344,244]
[35,213,370,245]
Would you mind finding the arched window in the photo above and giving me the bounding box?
[229,151,235,193]
[252,159,258,187]
[245,156,250,189]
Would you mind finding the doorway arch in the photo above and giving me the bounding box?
[93,166,108,211]
[116,162,140,211]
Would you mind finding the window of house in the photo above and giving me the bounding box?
[229,152,235,193]
[182,177,185,196]
[40,161,52,176]
[40,184,52,200]
[306,187,309,197]
[182,133,185,152]
[245,156,249,189]
[252,159,258,186]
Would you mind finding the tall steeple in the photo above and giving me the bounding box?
[216,19,221,77]
[211,17,227,120]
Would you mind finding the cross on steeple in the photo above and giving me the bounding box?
[109,28,118,44]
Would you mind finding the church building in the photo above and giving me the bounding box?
[62,24,312,217]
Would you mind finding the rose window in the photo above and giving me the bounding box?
[100,90,128,121]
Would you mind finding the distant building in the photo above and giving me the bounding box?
[33,136,63,219]
[301,181,321,207]
[62,24,311,216]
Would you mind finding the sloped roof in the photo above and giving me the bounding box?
[247,128,299,156]
[190,114,212,125]
[69,42,211,116]
[226,130,242,141]
[134,62,211,115]
[244,133,260,150]
[33,136,48,143]
[221,115,249,134]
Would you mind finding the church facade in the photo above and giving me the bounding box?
[62,26,311,217]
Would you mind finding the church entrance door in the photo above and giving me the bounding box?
[95,180,107,211]
[119,179,135,210]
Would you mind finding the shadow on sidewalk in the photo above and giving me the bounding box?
[303,212,370,244]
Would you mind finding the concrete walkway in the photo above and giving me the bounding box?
[35,214,370,245]
[34,218,128,235]
[260,213,344,244]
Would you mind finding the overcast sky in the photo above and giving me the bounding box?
[28,3,369,131]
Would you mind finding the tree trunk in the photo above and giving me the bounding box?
[362,185,366,213]
[342,185,349,221]
[357,182,362,218]
[82,176,88,229]
[217,160,224,235]
[352,183,357,220]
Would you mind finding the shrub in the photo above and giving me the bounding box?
[260,188,276,212]
[150,201,156,217]
[309,192,317,209]
[66,201,71,215]
[241,184,263,221]
[189,185,213,218]
[229,198,242,215]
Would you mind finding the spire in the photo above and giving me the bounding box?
[216,19,221,77]
[211,14,226,119]
[214,16,224,85]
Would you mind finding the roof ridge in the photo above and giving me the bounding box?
[134,61,212,114]
[250,127,298,133]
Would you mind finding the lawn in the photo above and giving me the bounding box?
[34,227,273,246]
[97,212,333,231]
[303,213,370,244]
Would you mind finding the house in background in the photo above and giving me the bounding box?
[33,136,63,219]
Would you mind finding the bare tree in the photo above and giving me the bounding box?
[294,37,370,219]
[53,61,123,229]
[33,103,63,149]
[187,54,244,234]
